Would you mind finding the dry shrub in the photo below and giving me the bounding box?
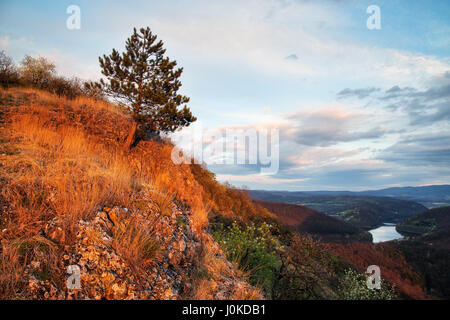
[191,278,214,300]
[0,240,27,299]
[231,284,262,300]
[0,235,60,299]
[111,212,160,272]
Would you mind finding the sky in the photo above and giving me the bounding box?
[1,0,450,191]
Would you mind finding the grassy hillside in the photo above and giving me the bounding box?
[0,87,268,299]
[254,200,372,242]
[0,87,356,300]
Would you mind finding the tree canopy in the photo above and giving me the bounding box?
[89,27,196,136]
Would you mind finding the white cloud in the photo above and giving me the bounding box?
[0,36,9,49]
[138,0,450,87]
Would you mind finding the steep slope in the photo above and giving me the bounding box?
[251,202,425,299]
[323,242,426,299]
[393,207,450,298]
[254,200,371,242]
[0,88,262,299]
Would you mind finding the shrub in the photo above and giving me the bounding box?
[19,55,56,89]
[213,221,282,296]
[111,212,160,272]
[273,234,346,300]
[338,268,397,300]
[46,76,83,100]
[0,51,19,88]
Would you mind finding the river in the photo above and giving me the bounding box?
[369,223,404,243]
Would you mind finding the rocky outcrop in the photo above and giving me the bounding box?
[26,199,261,300]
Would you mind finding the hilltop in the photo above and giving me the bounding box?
[0,87,268,299]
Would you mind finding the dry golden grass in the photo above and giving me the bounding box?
[0,88,208,238]
[0,240,27,299]
[0,87,266,299]
[0,88,208,297]
[3,112,135,237]
[191,266,263,300]
[111,211,160,272]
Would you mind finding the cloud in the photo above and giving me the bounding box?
[284,147,361,167]
[337,87,380,99]
[282,106,388,146]
[379,134,450,166]
[126,0,450,85]
[379,76,450,125]
[381,86,417,100]
[285,54,298,61]
[336,72,450,126]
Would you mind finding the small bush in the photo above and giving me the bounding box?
[273,234,347,300]
[111,213,160,270]
[338,268,397,300]
[213,221,281,296]
[19,55,56,89]
[0,51,19,88]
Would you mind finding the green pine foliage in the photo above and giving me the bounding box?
[88,27,196,134]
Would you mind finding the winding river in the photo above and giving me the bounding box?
[369,223,404,243]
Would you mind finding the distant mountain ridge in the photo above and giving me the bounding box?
[252,185,450,208]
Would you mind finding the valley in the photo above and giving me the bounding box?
[249,191,450,299]
[250,190,427,229]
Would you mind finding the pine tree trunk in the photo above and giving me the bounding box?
[123,122,137,150]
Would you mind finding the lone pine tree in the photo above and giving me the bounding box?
[88,27,196,149]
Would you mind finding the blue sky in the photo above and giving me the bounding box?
[1,0,450,191]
